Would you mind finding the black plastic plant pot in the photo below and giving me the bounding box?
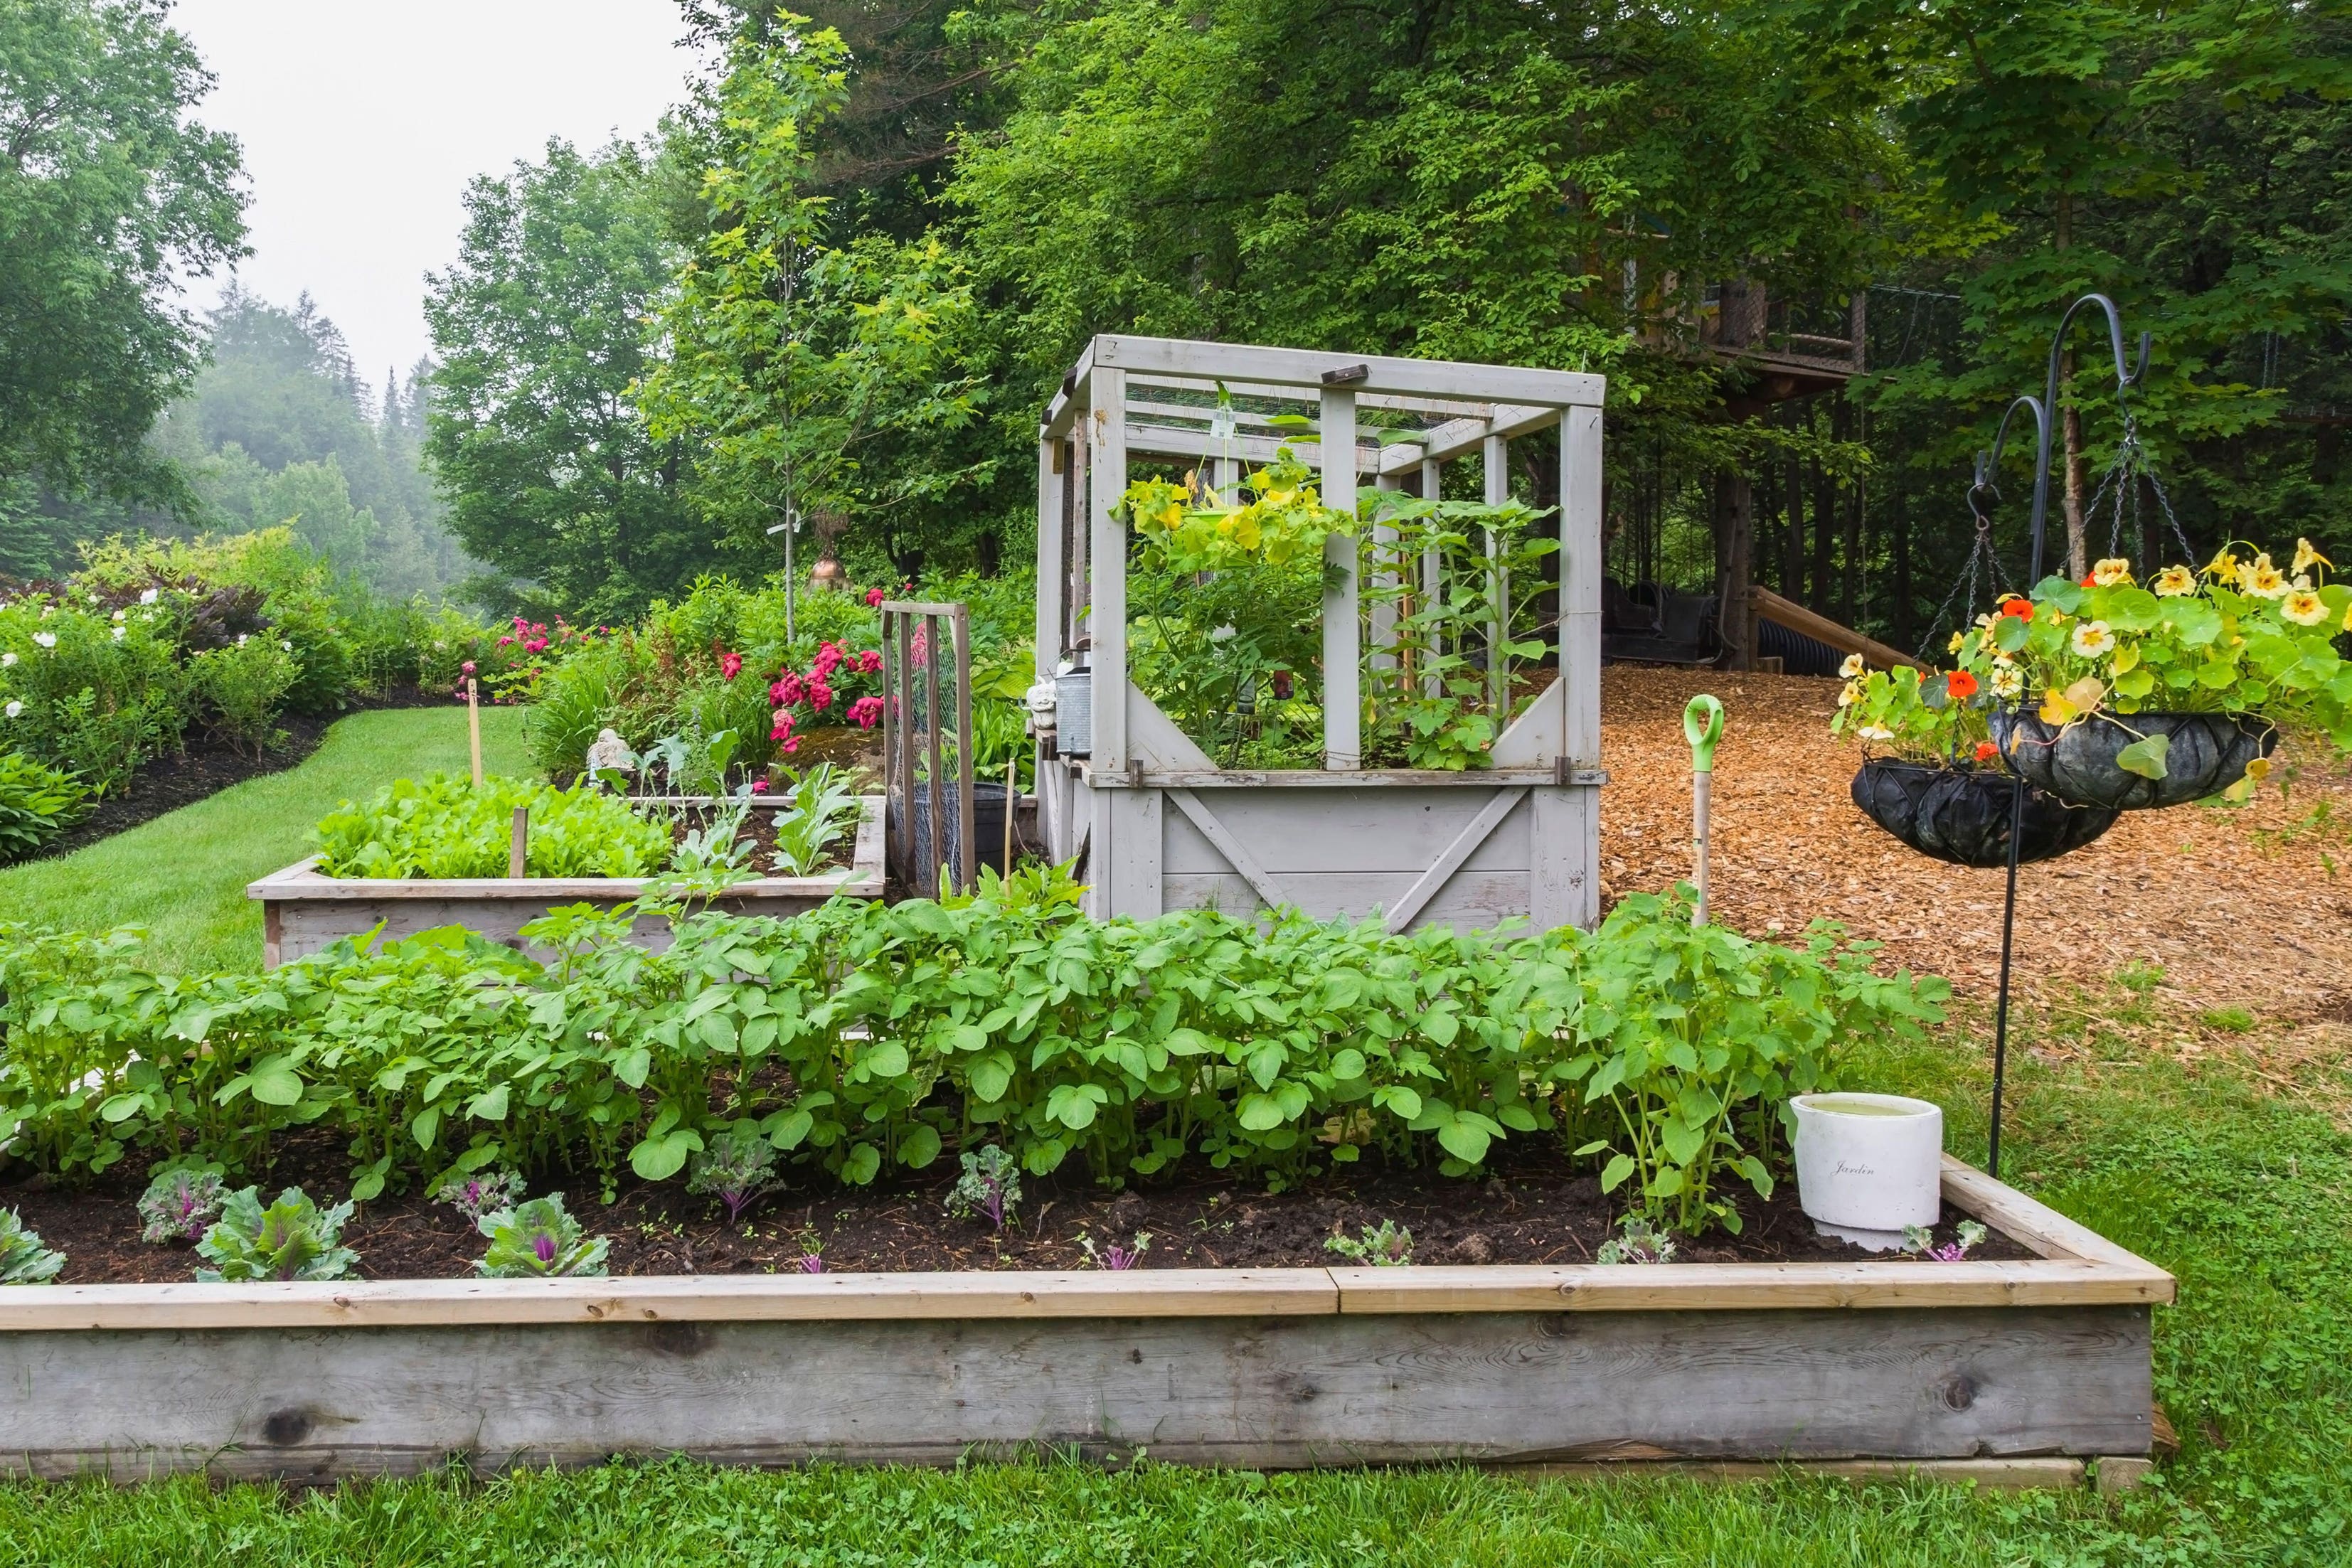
[1849,758,2119,868]
[1989,708,2277,812]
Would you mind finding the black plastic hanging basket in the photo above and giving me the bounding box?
[1850,758,2119,868]
[1989,708,2277,812]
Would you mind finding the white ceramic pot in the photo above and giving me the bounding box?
[1791,1092,1943,1250]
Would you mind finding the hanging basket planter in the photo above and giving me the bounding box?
[1849,758,2119,868]
[1989,708,2277,813]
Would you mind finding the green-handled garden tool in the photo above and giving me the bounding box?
[1683,694,1723,925]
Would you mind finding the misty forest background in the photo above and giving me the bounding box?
[6,0,2348,651]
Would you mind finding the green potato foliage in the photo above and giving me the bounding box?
[0,873,1946,1239]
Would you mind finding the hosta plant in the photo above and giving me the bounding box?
[1960,544,2352,786]
[137,1161,227,1244]
[0,1208,64,1284]
[0,751,92,863]
[195,1187,359,1282]
[477,1195,609,1278]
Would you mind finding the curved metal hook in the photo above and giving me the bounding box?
[2048,292,2151,400]
[1970,393,2048,528]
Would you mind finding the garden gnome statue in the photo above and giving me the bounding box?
[584,727,633,783]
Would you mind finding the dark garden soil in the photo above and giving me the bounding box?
[23,689,454,864]
[6,1130,2033,1285]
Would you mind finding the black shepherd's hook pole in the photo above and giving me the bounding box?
[1970,294,2151,1178]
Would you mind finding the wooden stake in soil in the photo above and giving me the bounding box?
[1004,753,1018,874]
[1683,695,1724,924]
[509,807,528,879]
[467,677,484,787]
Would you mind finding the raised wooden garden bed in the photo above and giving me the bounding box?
[248,795,885,967]
[0,1158,2169,1481]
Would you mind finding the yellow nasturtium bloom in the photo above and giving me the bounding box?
[2292,538,2334,575]
[2281,589,2329,627]
[2205,545,2240,581]
[2240,553,2289,598]
[2091,557,2133,586]
[2070,620,2117,658]
[2152,565,2196,597]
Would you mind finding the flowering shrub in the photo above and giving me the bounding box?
[0,878,1944,1239]
[1958,543,2352,785]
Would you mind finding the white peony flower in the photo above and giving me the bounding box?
[235,633,248,646]
[280,640,292,651]
[139,587,159,604]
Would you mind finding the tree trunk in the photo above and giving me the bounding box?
[1783,417,1805,605]
[1839,401,1862,623]
[1714,469,1754,670]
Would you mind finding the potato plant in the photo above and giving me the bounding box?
[0,876,1947,1237]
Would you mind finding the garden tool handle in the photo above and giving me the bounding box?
[1684,695,1724,924]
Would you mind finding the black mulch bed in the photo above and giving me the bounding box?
[6,1129,2033,1284]
[17,689,455,865]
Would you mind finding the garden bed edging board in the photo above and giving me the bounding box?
[0,1158,2171,1481]
[248,795,885,967]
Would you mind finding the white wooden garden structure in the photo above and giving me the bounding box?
[1034,336,1607,932]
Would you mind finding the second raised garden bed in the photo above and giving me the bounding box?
[248,796,885,966]
[0,1158,2168,1482]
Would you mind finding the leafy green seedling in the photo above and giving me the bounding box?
[0,1208,64,1284]
[432,1167,528,1225]
[1595,1215,1678,1264]
[137,1161,226,1244]
[476,1195,610,1278]
[688,1126,780,1223]
[195,1187,359,1282]
[1325,1220,1413,1266]
[1902,1219,1988,1262]
[771,762,862,876]
[946,1145,1021,1232]
[1079,1230,1151,1270]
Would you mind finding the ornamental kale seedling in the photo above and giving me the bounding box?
[946,1145,1022,1232]
[1326,1220,1413,1266]
[476,1194,610,1278]
[1596,1215,1678,1264]
[790,1225,826,1273]
[1903,1220,1988,1262]
[195,1187,359,1283]
[688,1126,779,1222]
[1079,1230,1152,1270]
[137,1162,226,1244]
[0,1208,63,1285]
[433,1167,528,1225]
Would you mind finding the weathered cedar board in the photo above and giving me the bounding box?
[0,1306,2151,1481]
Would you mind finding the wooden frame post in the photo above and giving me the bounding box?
[1420,456,1444,698]
[1321,387,1360,770]
[1035,439,1063,676]
[1483,432,1510,718]
[1561,405,1605,765]
[1089,367,1129,774]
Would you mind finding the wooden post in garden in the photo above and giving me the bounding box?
[467,676,483,787]
[509,807,528,879]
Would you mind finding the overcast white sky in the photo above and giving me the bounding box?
[171,0,700,390]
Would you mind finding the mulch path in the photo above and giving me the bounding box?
[16,689,451,864]
[11,1130,2024,1284]
[1598,668,2352,1033]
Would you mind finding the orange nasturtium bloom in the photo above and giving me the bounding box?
[1974,741,1999,763]
[1999,597,2034,620]
[1945,669,1980,700]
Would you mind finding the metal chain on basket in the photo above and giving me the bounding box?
[2097,413,2200,568]
[1914,489,2019,662]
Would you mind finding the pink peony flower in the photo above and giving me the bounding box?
[808,680,834,711]
[857,648,881,673]
[866,587,885,608]
[848,695,884,730]
[720,651,743,681]
[750,779,770,794]
[770,672,804,706]
[461,661,477,676]
[770,709,797,740]
[497,636,514,646]
[782,737,799,754]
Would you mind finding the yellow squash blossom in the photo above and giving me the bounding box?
[2240,553,2289,598]
[2092,557,2133,586]
[2152,565,2196,597]
[2282,589,2329,626]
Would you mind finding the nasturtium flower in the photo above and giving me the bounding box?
[1837,678,1863,708]
[1857,723,1895,742]
[2070,620,2117,658]
[1999,597,2033,620]
[2240,553,2289,599]
[2152,566,2196,597]
[2292,538,2333,575]
[1839,654,1865,678]
[1945,669,1980,700]
[1946,631,1966,654]
[2092,558,2133,586]
[1974,741,1999,763]
[2282,589,2329,627]
[2205,545,2240,581]
[1990,664,2024,700]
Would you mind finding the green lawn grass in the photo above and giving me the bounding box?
[0,1013,2343,1564]
[0,705,528,974]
